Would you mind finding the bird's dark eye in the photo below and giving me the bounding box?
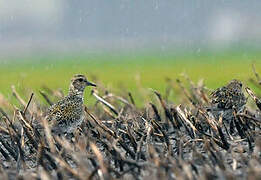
[78,78,83,82]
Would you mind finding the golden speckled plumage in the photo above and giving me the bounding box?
[210,79,246,110]
[47,74,96,135]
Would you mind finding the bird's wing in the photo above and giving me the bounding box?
[47,97,71,124]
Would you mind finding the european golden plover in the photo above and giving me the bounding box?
[47,74,96,135]
[209,79,246,121]
[210,79,246,110]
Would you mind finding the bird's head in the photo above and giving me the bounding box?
[69,74,96,94]
[226,79,243,91]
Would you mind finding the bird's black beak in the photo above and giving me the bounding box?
[86,80,96,87]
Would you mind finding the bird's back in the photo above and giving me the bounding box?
[211,86,246,110]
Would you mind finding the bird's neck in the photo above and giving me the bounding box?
[69,88,84,98]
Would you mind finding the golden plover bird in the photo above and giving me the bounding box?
[210,79,246,110]
[208,79,246,121]
[47,74,96,135]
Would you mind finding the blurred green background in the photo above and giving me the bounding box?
[1,48,260,107]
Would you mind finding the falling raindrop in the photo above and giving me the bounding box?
[153,0,159,10]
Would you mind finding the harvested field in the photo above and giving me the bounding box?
[0,66,261,180]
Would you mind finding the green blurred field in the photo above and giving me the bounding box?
[0,49,261,106]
